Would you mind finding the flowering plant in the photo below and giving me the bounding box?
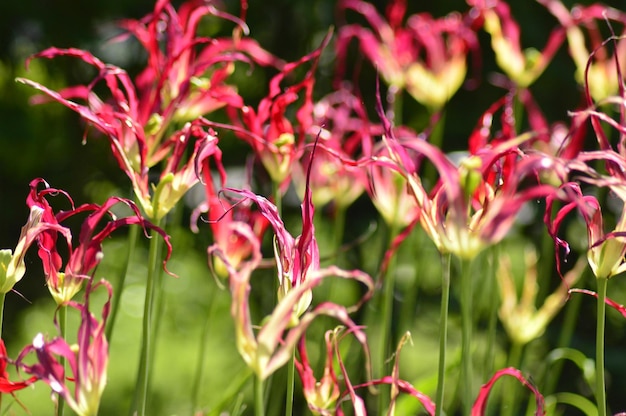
[5,0,626,415]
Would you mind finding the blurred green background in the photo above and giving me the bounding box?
[2,0,626,415]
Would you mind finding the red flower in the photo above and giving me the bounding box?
[17,0,272,220]
[377,93,561,259]
[26,179,173,304]
[472,0,565,88]
[539,0,626,100]
[337,0,478,109]
[292,88,375,210]
[202,32,331,189]
[16,280,113,416]
[209,142,373,380]
[0,339,37,394]
[472,368,545,415]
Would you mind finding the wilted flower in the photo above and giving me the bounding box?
[295,330,342,415]
[224,137,372,325]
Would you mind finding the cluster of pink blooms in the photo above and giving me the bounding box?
[3,0,626,414]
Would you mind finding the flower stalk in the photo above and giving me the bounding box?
[596,276,608,416]
[131,219,164,416]
[434,252,451,416]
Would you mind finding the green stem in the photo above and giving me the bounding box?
[485,249,499,380]
[106,224,139,343]
[388,85,403,126]
[272,181,282,217]
[285,351,295,416]
[191,287,219,415]
[596,277,608,416]
[423,110,446,187]
[0,292,5,339]
[208,369,252,416]
[544,286,584,395]
[377,221,401,415]
[332,205,347,267]
[57,305,67,416]
[255,375,265,416]
[434,253,451,416]
[130,220,164,416]
[460,257,474,416]
[501,341,524,416]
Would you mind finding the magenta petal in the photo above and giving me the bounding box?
[472,367,545,416]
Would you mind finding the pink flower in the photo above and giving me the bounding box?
[16,280,113,416]
[472,368,545,415]
[471,0,565,87]
[377,93,561,259]
[203,32,332,189]
[16,0,270,220]
[209,143,373,380]
[115,0,282,123]
[209,220,372,381]
[538,0,626,100]
[294,330,342,415]
[0,204,46,294]
[0,339,37,396]
[26,179,173,304]
[337,0,478,109]
[291,88,375,210]
[191,160,268,278]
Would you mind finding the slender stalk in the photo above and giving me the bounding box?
[191,287,218,415]
[208,369,252,416]
[544,287,584,395]
[285,351,295,416]
[272,180,282,217]
[57,305,67,416]
[255,375,266,416]
[0,292,5,338]
[501,341,524,416]
[387,85,403,126]
[423,110,446,187]
[595,277,608,416]
[270,180,293,416]
[484,249,498,380]
[106,224,139,343]
[332,205,347,267]
[434,253,452,416]
[460,257,474,416]
[130,219,164,416]
[377,220,401,415]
